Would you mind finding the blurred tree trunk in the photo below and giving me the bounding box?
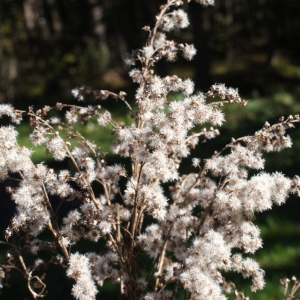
[23,0,38,30]
[189,2,211,92]
[225,0,234,61]
[267,0,285,65]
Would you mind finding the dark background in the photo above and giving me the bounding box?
[0,0,300,299]
[1,0,299,107]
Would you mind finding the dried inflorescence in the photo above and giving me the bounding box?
[280,276,300,300]
[0,0,299,299]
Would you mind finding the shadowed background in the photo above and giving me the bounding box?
[0,0,300,299]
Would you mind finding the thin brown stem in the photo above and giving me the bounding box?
[64,146,101,211]
[145,222,174,284]
[107,233,127,275]
[196,175,229,236]
[154,222,174,291]
[41,183,70,260]
[17,252,45,299]
[130,162,145,238]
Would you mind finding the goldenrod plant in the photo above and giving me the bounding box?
[0,0,299,299]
